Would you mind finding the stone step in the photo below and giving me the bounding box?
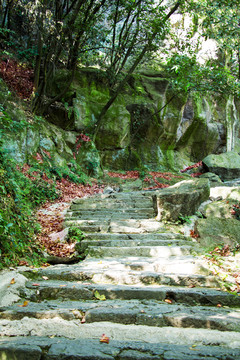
[72,191,154,202]
[80,238,189,247]
[65,213,153,220]
[87,245,193,258]
[1,300,240,332]
[68,208,155,215]
[23,256,210,278]
[70,196,154,211]
[83,232,187,241]
[0,328,240,358]
[64,219,110,232]
[24,281,240,307]
[22,266,218,287]
[108,219,164,233]
[64,219,165,233]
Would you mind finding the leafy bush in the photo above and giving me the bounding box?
[68,227,85,243]
[0,148,45,268]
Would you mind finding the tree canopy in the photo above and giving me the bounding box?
[0,0,239,117]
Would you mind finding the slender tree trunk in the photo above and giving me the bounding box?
[1,0,9,28]
[92,0,182,141]
[33,31,43,91]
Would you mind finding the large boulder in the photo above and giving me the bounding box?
[196,218,240,248]
[195,186,240,248]
[202,152,240,181]
[154,178,210,222]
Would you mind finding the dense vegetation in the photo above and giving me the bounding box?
[0,0,239,267]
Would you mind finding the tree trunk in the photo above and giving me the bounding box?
[92,0,182,141]
[33,31,43,91]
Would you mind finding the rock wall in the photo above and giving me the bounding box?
[1,68,240,175]
[45,67,240,172]
[0,78,101,177]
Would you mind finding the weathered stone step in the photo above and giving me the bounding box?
[108,219,164,233]
[64,219,164,233]
[83,232,187,241]
[87,245,193,258]
[80,238,189,248]
[22,266,218,287]
[70,195,154,211]
[68,207,155,216]
[1,300,239,332]
[0,328,240,357]
[23,255,209,278]
[65,212,153,220]
[24,281,240,307]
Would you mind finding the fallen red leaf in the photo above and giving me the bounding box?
[81,315,86,324]
[100,334,110,343]
[18,300,29,307]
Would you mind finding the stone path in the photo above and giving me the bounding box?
[1,191,240,359]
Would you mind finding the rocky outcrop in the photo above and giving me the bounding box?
[1,69,240,175]
[45,68,240,172]
[203,151,240,181]
[154,178,210,222]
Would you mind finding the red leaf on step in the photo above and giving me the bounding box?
[100,334,110,343]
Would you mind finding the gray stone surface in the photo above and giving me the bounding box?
[196,217,240,248]
[154,178,210,222]
[1,188,240,359]
[200,172,222,184]
[203,151,240,181]
[0,270,28,307]
[1,336,240,360]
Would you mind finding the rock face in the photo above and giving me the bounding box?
[1,70,240,174]
[154,178,210,222]
[203,151,240,181]
[0,100,102,178]
[45,68,240,172]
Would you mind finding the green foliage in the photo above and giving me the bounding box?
[68,227,85,243]
[166,54,240,97]
[28,156,89,185]
[0,103,30,134]
[177,214,192,224]
[0,148,47,269]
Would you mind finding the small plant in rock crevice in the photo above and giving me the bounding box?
[177,214,192,224]
[68,227,85,243]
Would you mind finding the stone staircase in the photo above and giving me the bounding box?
[0,191,240,359]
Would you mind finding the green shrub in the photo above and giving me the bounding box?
[68,227,85,243]
[0,146,56,268]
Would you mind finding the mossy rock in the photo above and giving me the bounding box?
[76,141,102,177]
[203,152,240,181]
[196,218,240,248]
[155,178,210,222]
[201,199,234,219]
[95,102,131,150]
[101,148,142,171]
